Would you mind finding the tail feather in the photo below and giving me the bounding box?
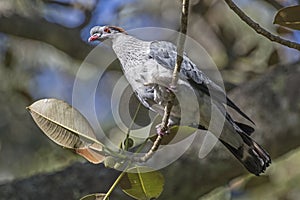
[220,132,271,176]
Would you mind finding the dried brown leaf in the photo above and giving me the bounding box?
[27,98,105,164]
[274,5,300,30]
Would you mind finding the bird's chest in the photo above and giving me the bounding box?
[124,59,173,91]
[128,60,200,118]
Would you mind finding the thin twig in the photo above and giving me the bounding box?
[102,102,143,199]
[124,102,141,150]
[171,0,189,87]
[103,171,126,200]
[162,0,189,133]
[224,0,300,51]
[135,0,190,162]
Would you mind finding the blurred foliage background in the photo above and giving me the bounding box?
[0,0,300,199]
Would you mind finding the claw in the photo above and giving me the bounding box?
[155,124,170,136]
[167,85,177,93]
[143,82,153,86]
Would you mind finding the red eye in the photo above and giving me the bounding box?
[104,27,111,33]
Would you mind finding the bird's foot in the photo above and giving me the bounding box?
[167,85,177,93]
[155,124,170,136]
[143,82,154,87]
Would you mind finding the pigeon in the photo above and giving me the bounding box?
[88,25,271,175]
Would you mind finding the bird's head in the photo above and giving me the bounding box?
[88,25,127,42]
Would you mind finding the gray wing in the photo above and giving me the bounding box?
[148,40,254,130]
[146,41,271,175]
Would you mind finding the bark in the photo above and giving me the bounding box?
[0,61,299,199]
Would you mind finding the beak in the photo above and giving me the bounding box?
[88,33,101,42]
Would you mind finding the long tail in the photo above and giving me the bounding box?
[220,131,271,176]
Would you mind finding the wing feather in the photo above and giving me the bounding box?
[149,40,254,125]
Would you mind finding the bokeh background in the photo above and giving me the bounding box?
[0,0,300,199]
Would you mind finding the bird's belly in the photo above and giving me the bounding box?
[124,60,213,127]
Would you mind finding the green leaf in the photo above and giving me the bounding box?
[274,5,300,30]
[27,98,105,164]
[120,166,164,200]
[80,193,108,200]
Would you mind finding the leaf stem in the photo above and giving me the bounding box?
[124,102,141,150]
[103,171,126,200]
[137,167,147,196]
[102,103,143,199]
[102,142,149,200]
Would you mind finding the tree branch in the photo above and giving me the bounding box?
[170,0,189,87]
[135,0,190,162]
[224,0,300,51]
[160,0,190,132]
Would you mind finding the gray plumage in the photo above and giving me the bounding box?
[89,25,271,175]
